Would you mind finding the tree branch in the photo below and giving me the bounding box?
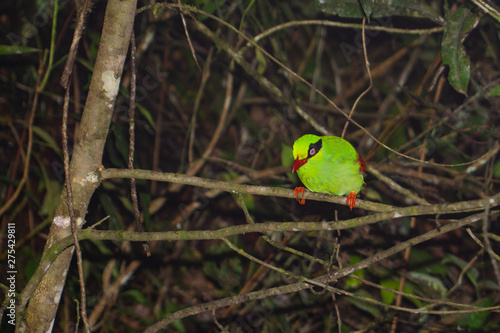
[101,168,499,214]
[143,211,494,332]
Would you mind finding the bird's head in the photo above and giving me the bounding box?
[292,134,323,173]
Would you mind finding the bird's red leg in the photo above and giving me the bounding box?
[293,187,307,205]
[346,191,357,211]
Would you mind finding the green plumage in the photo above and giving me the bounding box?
[292,134,364,196]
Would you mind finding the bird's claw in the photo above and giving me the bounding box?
[293,187,307,205]
[346,191,357,211]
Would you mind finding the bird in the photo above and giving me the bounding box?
[291,134,366,210]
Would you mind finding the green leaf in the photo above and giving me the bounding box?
[316,0,363,18]
[234,193,255,211]
[380,279,398,304]
[359,0,374,21]
[39,179,62,217]
[33,126,62,157]
[139,191,151,227]
[161,303,187,333]
[106,133,126,168]
[77,57,94,72]
[408,272,447,297]
[347,289,382,318]
[264,312,291,333]
[136,104,156,130]
[153,4,161,18]
[364,187,383,203]
[345,255,365,289]
[119,88,156,130]
[457,297,494,329]
[380,279,422,308]
[494,159,500,179]
[0,44,40,55]
[91,239,113,255]
[488,86,500,96]
[120,289,148,304]
[442,253,479,287]
[203,255,243,292]
[441,5,479,95]
[195,0,217,19]
[37,156,62,218]
[106,125,129,168]
[477,279,500,291]
[170,319,186,333]
[118,195,133,213]
[99,193,124,230]
[255,48,267,75]
[315,0,443,23]
[113,125,130,164]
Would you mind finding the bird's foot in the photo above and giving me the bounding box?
[293,187,307,205]
[346,191,358,211]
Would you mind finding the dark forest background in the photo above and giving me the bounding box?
[1,0,500,332]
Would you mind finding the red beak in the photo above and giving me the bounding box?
[292,156,308,173]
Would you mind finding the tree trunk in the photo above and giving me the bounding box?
[20,0,138,331]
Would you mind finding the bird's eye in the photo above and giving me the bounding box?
[308,139,322,157]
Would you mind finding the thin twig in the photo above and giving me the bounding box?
[332,293,342,333]
[61,0,93,88]
[218,194,296,318]
[471,0,500,23]
[138,3,489,168]
[236,193,322,263]
[482,202,500,284]
[104,167,394,211]
[187,47,214,164]
[0,60,40,218]
[62,79,90,331]
[368,37,424,143]
[0,123,24,250]
[87,260,141,326]
[101,167,500,213]
[48,204,498,251]
[368,166,430,205]
[20,206,498,322]
[39,0,59,91]
[151,50,168,195]
[250,20,444,44]
[466,228,500,261]
[170,53,234,192]
[221,237,330,292]
[211,309,229,333]
[177,0,201,71]
[142,212,493,332]
[128,32,151,257]
[341,17,372,139]
[391,88,435,332]
[447,246,484,296]
[309,27,326,104]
